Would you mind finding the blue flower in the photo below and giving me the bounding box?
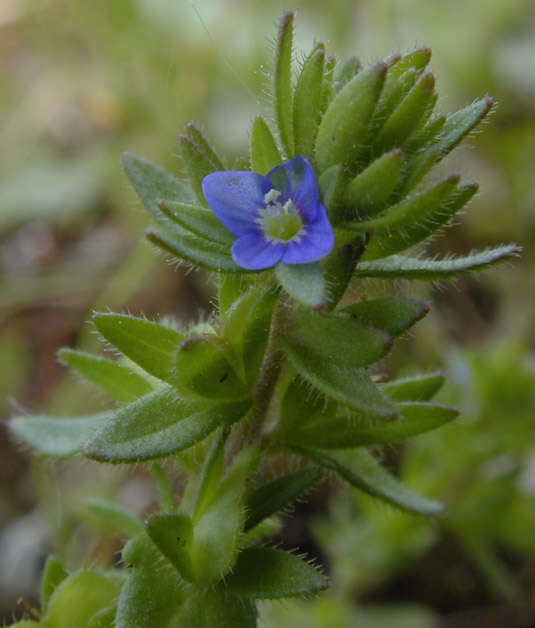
[202,156,334,270]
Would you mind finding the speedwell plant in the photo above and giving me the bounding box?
[9,11,519,627]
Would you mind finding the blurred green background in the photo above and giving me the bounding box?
[1,0,534,625]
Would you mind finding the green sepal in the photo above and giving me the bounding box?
[146,514,195,582]
[121,151,195,217]
[157,199,234,245]
[283,307,392,369]
[250,116,282,175]
[9,412,110,457]
[146,226,240,272]
[283,401,458,449]
[244,466,322,531]
[295,447,443,516]
[221,286,278,384]
[343,149,404,219]
[274,10,295,157]
[382,372,445,401]
[282,342,397,418]
[58,348,153,403]
[218,273,255,316]
[117,534,184,628]
[189,447,257,584]
[86,498,144,537]
[40,555,68,614]
[175,587,257,628]
[175,334,249,400]
[319,164,345,220]
[315,61,387,172]
[93,313,183,384]
[322,230,367,309]
[341,296,429,337]
[436,96,494,158]
[293,43,325,161]
[177,133,217,205]
[319,54,336,115]
[354,246,521,279]
[44,570,121,628]
[184,121,225,170]
[374,72,436,153]
[225,547,328,599]
[275,262,326,309]
[333,56,361,93]
[389,47,432,78]
[83,386,250,462]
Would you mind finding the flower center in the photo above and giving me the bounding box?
[257,189,304,243]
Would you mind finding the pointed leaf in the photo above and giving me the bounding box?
[333,56,361,93]
[293,44,325,160]
[9,412,110,457]
[58,349,153,403]
[354,246,521,279]
[343,149,404,218]
[226,547,327,599]
[93,313,183,383]
[322,230,366,308]
[389,47,432,78]
[250,116,282,175]
[244,466,322,531]
[341,296,429,337]
[157,200,234,245]
[275,261,326,308]
[185,121,225,170]
[146,514,194,582]
[84,386,250,462]
[436,96,494,158]
[178,134,217,205]
[274,10,295,157]
[40,555,68,613]
[296,447,443,515]
[121,152,195,217]
[315,61,387,172]
[382,373,446,401]
[146,226,240,272]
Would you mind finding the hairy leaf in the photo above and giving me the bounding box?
[341,296,429,337]
[158,200,234,246]
[146,514,194,582]
[274,10,295,157]
[184,121,225,170]
[250,116,283,175]
[275,262,326,308]
[382,372,445,401]
[178,134,217,205]
[175,588,257,628]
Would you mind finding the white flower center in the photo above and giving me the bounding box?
[257,189,304,242]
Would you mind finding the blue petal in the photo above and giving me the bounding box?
[281,203,334,264]
[202,171,264,236]
[231,234,284,270]
[263,156,320,221]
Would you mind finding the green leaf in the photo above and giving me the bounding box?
[250,116,283,175]
[274,10,295,157]
[175,588,257,628]
[117,534,183,628]
[193,427,228,520]
[86,498,144,537]
[333,56,361,93]
[218,273,255,316]
[275,262,326,308]
[121,152,195,216]
[58,349,153,403]
[84,386,250,462]
[177,134,217,205]
[354,246,521,279]
[244,467,322,531]
[189,447,257,584]
[390,47,432,78]
[225,547,327,598]
[93,313,183,384]
[285,401,458,449]
[146,514,194,582]
[283,307,392,369]
[293,43,325,160]
[374,72,436,153]
[319,54,336,115]
[146,226,240,272]
[157,200,234,246]
[382,373,445,401]
[341,296,429,337]
[368,68,418,140]
[396,145,440,198]
[44,571,121,628]
[87,607,116,628]
[282,342,397,418]
[221,286,278,384]
[322,230,366,308]
[9,412,110,457]
[296,447,443,516]
[175,334,249,400]
[436,96,494,158]
[184,121,225,170]
[40,555,68,613]
[319,164,345,216]
[343,149,404,218]
[315,61,387,172]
